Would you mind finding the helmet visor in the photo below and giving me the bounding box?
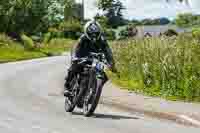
[88,31,100,40]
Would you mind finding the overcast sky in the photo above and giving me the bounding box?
[77,0,200,20]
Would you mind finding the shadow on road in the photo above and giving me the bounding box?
[72,112,139,120]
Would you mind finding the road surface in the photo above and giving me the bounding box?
[0,55,199,133]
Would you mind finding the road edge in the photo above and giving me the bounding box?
[101,98,200,128]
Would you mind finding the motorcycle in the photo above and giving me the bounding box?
[64,52,108,117]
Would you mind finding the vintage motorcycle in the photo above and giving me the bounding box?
[64,52,108,117]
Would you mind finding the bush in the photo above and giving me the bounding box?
[48,28,64,38]
[119,28,129,39]
[163,29,178,37]
[95,16,110,28]
[119,25,138,39]
[21,34,35,50]
[192,27,200,40]
[43,32,52,44]
[59,20,83,39]
[104,29,116,40]
[110,35,200,102]
[40,38,75,56]
[0,33,13,47]
[31,34,42,42]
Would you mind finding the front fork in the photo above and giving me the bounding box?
[85,69,107,103]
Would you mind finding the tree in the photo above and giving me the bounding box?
[64,2,83,21]
[94,14,110,28]
[98,0,126,28]
[175,13,200,27]
[98,0,114,11]
[130,19,141,26]
[47,1,65,27]
[64,0,75,20]
[140,18,170,25]
[0,0,73,37]
[0,0,53,35]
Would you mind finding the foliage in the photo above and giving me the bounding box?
[128,18,170,26]
[0,45,46,63]
[41,38,76,55]
[95,15,110,28]
[98,0,126,28]
[141,18,170,25]
[98,0,114,10]
[163,29,178,37]
[43,32,52,44]
[48,28,64,38]
[192,27,200,40]
[110,35,200,102]
[0,33,75,63]
[64,2,83,21]
[130,19,142,26]
[59,20,83,39]
[0,0,78,36]
[0,34,45,63]
[0,0,51,35]
[47,0,65,27]
[21,34,35,51]
[0,33,15,47]
[119,24,138,39]
[104,29,116,40]
[175,13,200,27]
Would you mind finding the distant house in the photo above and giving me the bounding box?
[136,25,191,38]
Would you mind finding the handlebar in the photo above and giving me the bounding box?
[72,52,106,64]
[73,57,108,69]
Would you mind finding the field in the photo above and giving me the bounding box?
[109,34,200,102]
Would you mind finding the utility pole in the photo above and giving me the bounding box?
[82,0,84,22]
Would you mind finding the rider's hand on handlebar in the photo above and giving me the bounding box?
[108,64,117,73]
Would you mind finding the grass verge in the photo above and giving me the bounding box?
[0,36,75,63]
[109,35,200,102]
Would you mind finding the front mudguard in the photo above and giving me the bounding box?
[96,71,108,85]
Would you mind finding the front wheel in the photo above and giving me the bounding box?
[64,76,84,112]
[83,78,103,117]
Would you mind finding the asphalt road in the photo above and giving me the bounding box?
[0,55,199,133]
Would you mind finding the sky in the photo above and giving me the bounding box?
[77,0,200,20]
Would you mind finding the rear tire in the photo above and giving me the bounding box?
[83,78,103,117]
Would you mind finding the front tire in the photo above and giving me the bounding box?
[64,77,85,113]
[65,96,75,112]
[83,78,103,117]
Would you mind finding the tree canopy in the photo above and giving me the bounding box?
[0,0,76,37]
[98,0,126,28]
[175,13,200,27]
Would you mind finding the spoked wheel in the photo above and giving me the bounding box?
[64,76,84,112]
[83,78,103,117]
[65,96,74,112]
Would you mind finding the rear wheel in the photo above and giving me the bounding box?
[83,78,103,117]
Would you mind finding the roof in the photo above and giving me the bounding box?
[136,25,191,37]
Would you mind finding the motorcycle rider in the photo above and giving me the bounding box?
[64,20,116,96]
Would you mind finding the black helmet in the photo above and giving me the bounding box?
[84,20,102,42]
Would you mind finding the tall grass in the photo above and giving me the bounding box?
[110,34,200,102]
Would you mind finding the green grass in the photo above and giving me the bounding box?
[40,38,75,55]
[0,44,46,63]
[0,34,75,63]
[109,35,200,102]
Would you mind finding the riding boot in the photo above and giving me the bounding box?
[64,71,73,97]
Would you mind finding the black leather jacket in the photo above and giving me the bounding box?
[71,34,115,67]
